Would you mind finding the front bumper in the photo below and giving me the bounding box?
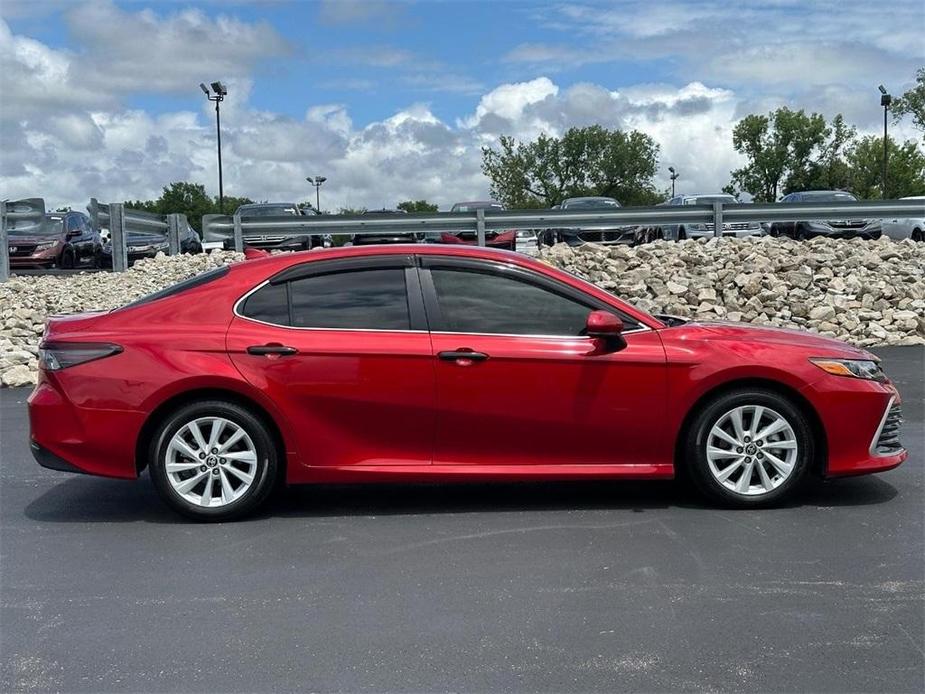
[562,228,637,246]
[800,376,907,477]
[686,227,764,239]
[804,225,882,240]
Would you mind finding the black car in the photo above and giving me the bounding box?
[770,191,882,239]
[545,197,640,247]
[352,209,420,245]
[100,224,202,267]
[232,203,328,250]
[8,211,101,269]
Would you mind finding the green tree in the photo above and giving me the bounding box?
[481,125,660,208]
[892,68,925,136]
[337,206,367,215]
[846,136,925,199]
[397,199,438,213]
[125,182,252,233]
[726,107,834,201]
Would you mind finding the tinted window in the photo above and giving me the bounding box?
[242,282,289,325]
[563,198,620,209]
[290,269,409,330]
[430,268,591,336]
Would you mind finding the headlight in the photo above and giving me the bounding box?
[810,358,886,381]
[34,242,57,251]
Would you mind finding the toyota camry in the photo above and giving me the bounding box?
[28,245,906,520]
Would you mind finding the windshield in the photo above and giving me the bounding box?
[452,203,504,212]
[563,198,621,209]
[237,205,300,217]
[9,214,64,236]
[684,195,737,205]
[801,191,858,202]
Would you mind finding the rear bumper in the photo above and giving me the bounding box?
[28,376,143,479]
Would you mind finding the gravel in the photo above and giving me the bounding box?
[541,236,925,347]
[1,239,923,387]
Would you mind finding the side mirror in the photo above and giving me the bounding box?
[586,310,627,352]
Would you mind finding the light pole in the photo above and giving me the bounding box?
[306,176,327,212]
[200,82,227,213]
[878,85,892,199]
[668,166,679,197]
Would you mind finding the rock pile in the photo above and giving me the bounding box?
[0,239,922,387]
[541,236,924,347]
[0,251,242,387]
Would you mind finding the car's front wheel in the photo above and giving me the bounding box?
[685,389,813,507]
[148,400,279,521]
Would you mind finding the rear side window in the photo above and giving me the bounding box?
[240,268,411,331]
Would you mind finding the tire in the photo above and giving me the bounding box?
[678,227,687,241]
[684,389,813,508]
[60,249,75,269]
[794,224,807,241]
[912,228,923,242]
[148,400,279,521]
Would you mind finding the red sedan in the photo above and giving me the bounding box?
[28,245,906,521]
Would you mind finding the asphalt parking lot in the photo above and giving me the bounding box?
[1,346,922,693]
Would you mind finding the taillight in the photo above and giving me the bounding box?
[38,342,123,371]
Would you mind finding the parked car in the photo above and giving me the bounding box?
[352,209,419,246]
[656,194,763,240]
[515,229,540,256]
[437,201,516,250]
[882,196,925,241]
[30,245,905,521]
[549,197,641,246]
[99,223,202,268]
[232,203,328,251]
[770,191,882,239]
[8,211,101,269]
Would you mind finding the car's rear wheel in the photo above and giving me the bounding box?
[60,249,75,269]
[148,400,279,521]
[685,389,812,507]
[912,228,923,242]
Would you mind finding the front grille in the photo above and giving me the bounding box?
[827,220,866,229]
[874,404,903,455]
[578,230,631,242]
[9,244,37,256]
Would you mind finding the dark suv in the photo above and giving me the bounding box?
[770,190,882,239]
[544,197,640,247]
[100,223,202,267]
[232,203,329,250]
[8,211,101,269]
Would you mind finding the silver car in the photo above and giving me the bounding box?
[658,194,764,241]
[882,196,925,242]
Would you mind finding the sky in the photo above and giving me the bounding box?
[1,0,922,212]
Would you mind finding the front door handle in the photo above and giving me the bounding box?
[247,344,298,356]
[438,350,489,363]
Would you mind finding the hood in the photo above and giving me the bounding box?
[673,320,875,360]
[8,235,61,245]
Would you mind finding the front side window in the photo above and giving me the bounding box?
[429,268,591,336]
[242,268,410,331]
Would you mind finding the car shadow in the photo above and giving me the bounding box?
[22,473,900,524]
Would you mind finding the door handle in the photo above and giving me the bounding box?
[438,350,489,363]
[247,344,298,356]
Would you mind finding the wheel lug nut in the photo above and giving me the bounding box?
[199,465,207,472]
[219,458,226,464]
[211,448,218,454]
[199,452,206,459]
[744,436,751,443]
[757,440,763,446]
[212,468,220,476]
[745,457,752,463]
[736,447,743,453]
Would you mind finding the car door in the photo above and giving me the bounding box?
[420,256,669,470]
[226,255,436,471]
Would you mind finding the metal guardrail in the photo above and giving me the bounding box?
[1,198,47,282]
[203,199,925,250]
[88,198,188,272]
[2,197,923,281]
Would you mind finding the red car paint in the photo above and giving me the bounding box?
[439,230,517,250]
[28,245,905,486]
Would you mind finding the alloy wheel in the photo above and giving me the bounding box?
[705,405,799,496]
[165,417,258,508]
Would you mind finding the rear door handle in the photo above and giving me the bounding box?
[438,350,489,362]
[247,344,298,356]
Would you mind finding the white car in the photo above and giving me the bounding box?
[883,196,925,241]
